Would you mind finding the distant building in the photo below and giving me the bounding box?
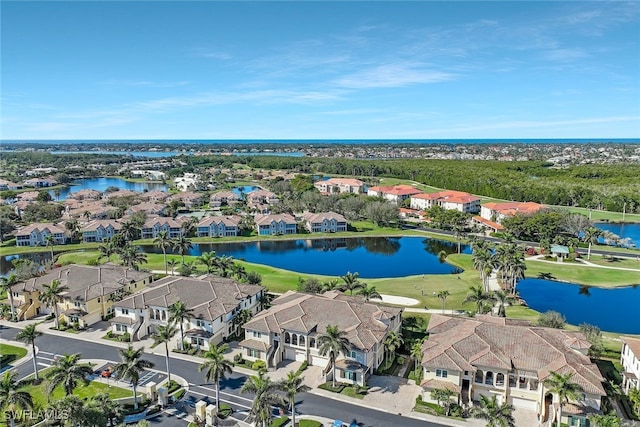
[197,215,242,237]
[302,211,348,233]
[209,191,241,208]
[410,190,480,214]
[480,202,545,224]
[0,179,23,191]
[81,220,122,243]
[621,336,640,393]
[23,177,58,188]
[367,184,422,204]
[314,178,365,195]
[141,217,185,239]
[15,223,68,247]
[68,189,102,201]
[255,214,297,235]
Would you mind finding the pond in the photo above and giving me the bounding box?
[517,278,640,334]
[50,177,168,201]
[596,222,640,248]
[231,186,259,196]
[141,236,470,278]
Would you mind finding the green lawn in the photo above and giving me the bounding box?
[379,177,443,193]
[0,241,102,256]
[525,258,640,287]
[583,256,640,270]
[0,343,28,368]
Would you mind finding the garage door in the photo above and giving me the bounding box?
[311,355,327,367]
[510,397,538,411]
[284,348,296,361]
[295,352,307,362]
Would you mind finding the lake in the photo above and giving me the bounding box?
[50,177,168,201]
[49,150,183,158]
[232,186,259,196]
[597,222,640,248]
[517,278,640,334]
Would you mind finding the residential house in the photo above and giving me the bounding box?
[81,220,123,243]
[15,223,67,247]
[140,190,169,203]
[17,191,40,202]
[255,214,297,236]
[197,215,242,237]
[66,201,112,220]
[367,185,422,205]
[110,275,264,348]
[141,217,185,239]
[0,179,23,191]
[168,191,203,209]
[104,190,140,200]
[209,191,241,208]
[246,189,279,212]
[174,173,199,191]
[126,202,167,216]
[420,314,605,426]
[471,216,505,234]
[314,178,364,195]
[240,291,403,386]
[9,264,153,326]
[302,212,348,233]
[621,336,640,393]
[480,202,545,224]
[410,190,480,214]
[23,176,58,188]
[68,189,102,201]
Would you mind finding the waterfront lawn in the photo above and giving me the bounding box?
[0,241,102,257]
[378,177,443,194]
[0,344,27,367]
[583,256,640,270]
[525,259,640,287]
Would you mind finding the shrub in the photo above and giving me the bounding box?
[269,416,289,427]
[252,360,267,371]
[296,360,309,374]
[233,353,244,364]
[87,257,101,266]
[119,332,131,342]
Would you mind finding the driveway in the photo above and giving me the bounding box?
[362,375,422,416]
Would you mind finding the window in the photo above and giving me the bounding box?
[191,337,205,346]
[253,331,262,338]
[309,338,316,348]
[350,351,357,359]
[475,370,484,383]
[299,336,305,346]
[496,373,505,386]
[74,301,81,307]
[485,371,494,385]
[248,349,260,358]
[196,319,206,327]
[121,309,129,315]
[115,324,127,332]
[436,369,448,378]
[292,334,298,346]
[345,371,356,381]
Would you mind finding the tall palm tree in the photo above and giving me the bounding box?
[357,284,382,302]
[172,235,193,265]
[154,230,173,275]
[543,372,584,427]
[99,240,116,263]
[0,370,34,427]
[470,394,515,427]
[38,279,69,329]
[383,332,404,369]
[152,323,178,383]
[472,248,493,292]
[16,324,42,380]
[113,345,154,410]
[0,274,18,321]
[452,223,465,254]
[318,325,351,387]
[89,393,124,427]
[340,271,363,295]
[120,220,139,243]
[168,301,194,351]
[46,353,93,396]
[119,244,147,271]
[279,370,306,427]
[51,394,87,427]
[462,284,493,315]
[216,255,235,277]
[582,227,603,261]
[197,251,218,274]
[411,341,423,374]
[198,343,233,411]
[167,259,179,276]
[431,388,456,416]
[493,290,516,318]
[240,370,287,427]
[44,234,55,259]
[437,290,450,313]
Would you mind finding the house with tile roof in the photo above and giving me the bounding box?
[80,220,123,242]
[247,189,279,213]
[209,191,241,208]
[255,214,297,235]
[68,189,102,201]
[0,179,23,191]
[410,190,481,214]
[23,176,58,188]
[302,211,348,233]
[480,201,545,224]
[197,215,242,237]
[240,290,402,386]
[621,336,640,393]
[141,217,185,239]
[110,275,264,349]
[421,314,605,426]
[367,184,422,205]
[9,265,152,326]
[139,190,169,203]
[15,222,68,247]
[314,178,365,195]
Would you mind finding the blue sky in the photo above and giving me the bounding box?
[1,1,639,139]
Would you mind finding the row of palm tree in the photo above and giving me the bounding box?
[461,284,516,317]
[99,235,148,271]
[471,239,526,294]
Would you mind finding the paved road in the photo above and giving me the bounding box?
[1,325,447,427]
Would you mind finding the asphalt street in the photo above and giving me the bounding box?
[1,325,446,427]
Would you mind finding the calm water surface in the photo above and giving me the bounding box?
[517,278,640,334]
[596,222,640,247]
[50,177,168,200]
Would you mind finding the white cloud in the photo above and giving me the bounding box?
[334,63,454,89]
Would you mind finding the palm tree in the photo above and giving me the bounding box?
[120,220,139,242]
[51,394,87,427]
[152,323,178,384]
[462,284,494,315]
[357,284,382,302]
[318,325,351,387]
[340,271,363,295]
[583,227,603,260]
[113,345,154,410]
[438,250,448,263]
[437,290,450,313]
[16,324,42,380]
[0,274,18,321]
[39,279,69,329]
[241,370,287,427]
[119,244,147,270]
[543,372,584,427]
[0,370,34,427]
[172,235,193,265]
[588,413,623,427]
[99,240,116,263]
[493,290,516,317]
[46,353,93,396]
[383,332,404,369]
[411,341,423,374]
[472,248,493,292]
[167,259,179,276]
[197,251,218,274]
[44,233,55,259]
[322,278,341,292]
[470,394,515,427]
[154,230,173,274]
[279,370,306,427]
[89,393,124,427]
[452,222,465,254]
[431,388,456,416]
[198,343,233,411]
[168,301,194,351]
[216,255,235,277]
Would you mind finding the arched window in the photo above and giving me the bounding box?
[285,332,291,344]
[299,336,306,346]
[292,334,298,346]
[485,371,494,385]
[309,338,316,348]
[475,370,484,383]
[496,373,505,386]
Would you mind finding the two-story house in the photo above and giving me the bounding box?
[421,315,605,427]
[621,336,640,393]
[480,202,545,224]
[197,215,242,237]
[247,189,279,213]
[367,185,422,205]
[410,190,480,214]
[255,214,297,236]
[110,275,264,348]
[81,220,123,243]
[209,191,241,208]
[141,217,185,239]
[240,291,403,386]
[302,212,348,233]
[10,265,152,326]
[68,189,102,201]
[23,177,58,188]
[314,178,364,195]
[15,223,68,247]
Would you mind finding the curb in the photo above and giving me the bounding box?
[0,337,36,373]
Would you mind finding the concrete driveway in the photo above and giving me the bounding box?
[362,375,422,416]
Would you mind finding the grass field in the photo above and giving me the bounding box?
[20,376,135,408]
[583,256,640,270]
[525,258,640,287]
[0,343,28,368]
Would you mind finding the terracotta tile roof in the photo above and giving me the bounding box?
[302,211,347,224]
[255,214,296,226]
[239,339,268,352]
[198,215,241,227]
[210,191,241,200]
[621,336,640,357]
[483,201,544,215]
[369,185,422,196]
[16,222,66,236]
[110,316,136,325]
[422,314,605,396]
[472,216,504,230]
[81,220,122,232]
[143,217,185,228]
[421,378,461,393]
[316,178,364,187]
